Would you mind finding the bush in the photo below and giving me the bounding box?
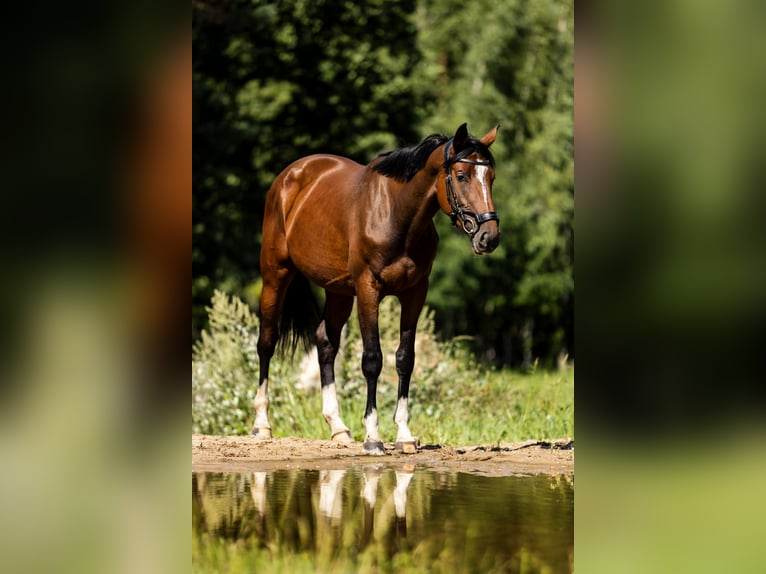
[192,290,574,442]
[192,291,262,435]
[193,291,481,437]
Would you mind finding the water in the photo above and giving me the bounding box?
[193,466,573,573]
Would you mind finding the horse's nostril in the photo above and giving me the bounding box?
[479,231,489,246]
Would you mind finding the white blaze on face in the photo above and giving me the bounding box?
[475,164,491,210]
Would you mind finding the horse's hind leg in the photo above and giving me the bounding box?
[316,292,354,442]
[252,266,294,438]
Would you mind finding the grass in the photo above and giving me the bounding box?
[245,366,573,446]
[192,537,319,574]
[192,534,559,574]
[192,290,574,445]
[410,368,574,445]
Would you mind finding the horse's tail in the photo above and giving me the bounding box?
[277,272,322,357]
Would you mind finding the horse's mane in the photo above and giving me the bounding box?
[372,133,494,182]
[371,134,449,182]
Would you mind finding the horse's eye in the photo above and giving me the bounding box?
[456,172,467,182]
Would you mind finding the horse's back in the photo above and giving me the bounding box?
[266,154,365,220]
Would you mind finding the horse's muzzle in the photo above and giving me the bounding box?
[472,227,500,255]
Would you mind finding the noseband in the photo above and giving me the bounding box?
[443,139,500,237]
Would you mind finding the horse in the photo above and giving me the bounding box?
[253,123,500,454]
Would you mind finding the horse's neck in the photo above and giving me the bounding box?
[391,163,441,237]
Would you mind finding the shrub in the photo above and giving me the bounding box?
[192,290,481,437]
[192,290,262,435]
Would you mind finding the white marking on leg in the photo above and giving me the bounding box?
[393,471,414,519]
[253,379,271,435]
[362,470,381,508]
[250,472,267,515]
[394,397,415,443]
[318,469,346,520]
[363,408,381,443]
[322,383,350,438]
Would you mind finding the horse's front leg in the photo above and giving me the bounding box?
[394,279,429,452]
[356,282,385,455]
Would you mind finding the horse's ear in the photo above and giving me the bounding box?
[480,125,500,147]
[453,123,469,150]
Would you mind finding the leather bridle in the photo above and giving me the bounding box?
[443,139,500,237]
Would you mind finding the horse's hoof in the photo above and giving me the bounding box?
[331,430,354,444]
[251,427,272,440]
[363,441,386,456]
[395,440,419,454]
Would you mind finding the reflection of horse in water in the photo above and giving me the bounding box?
[360,466,413,541]
[193,469,575,571]
[249,467,414,549]
[254,124,501,453]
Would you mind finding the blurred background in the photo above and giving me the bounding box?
[0,2,189,574]
[576,1,766,572]
[192,0,574,370]
[577,0,766,436]
[2,0,765,571]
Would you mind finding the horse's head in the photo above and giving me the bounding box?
[438,123,500,255]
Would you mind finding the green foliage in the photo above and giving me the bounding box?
[192,291,260,435]
[192,0,424,331]
[192,290,328,438]
[192,0,574,368]
[418,0,574,366]
[192,291,573,442]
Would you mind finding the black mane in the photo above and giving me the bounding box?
[372,134,448,182]
[372,133,494,182]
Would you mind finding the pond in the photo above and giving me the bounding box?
[192,466,573,573]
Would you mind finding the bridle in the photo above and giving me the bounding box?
[443,139,500,238]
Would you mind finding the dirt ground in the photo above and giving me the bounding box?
[192,434,573,476]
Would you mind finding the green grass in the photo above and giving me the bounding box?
[192,536,319,574]
[192,534,558,574]
[410,368,574,445]
[249,367,573,446]
[192,291,574,445]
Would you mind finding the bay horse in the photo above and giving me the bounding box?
[253,123,500,454]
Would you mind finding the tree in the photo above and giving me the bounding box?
[192,0,574,368]
[193,0,425,335]
[416,0,573,366]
